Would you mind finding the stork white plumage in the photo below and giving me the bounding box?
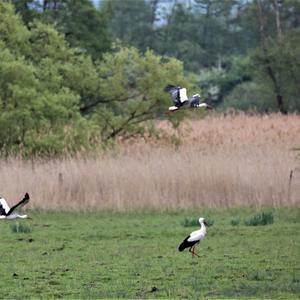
[0,193,30,219]
[164,85,213,112]
[178,217,208,257]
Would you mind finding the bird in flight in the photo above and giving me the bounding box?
[164,84,213,112]
[0,193,30,219]
[178,217,208,257]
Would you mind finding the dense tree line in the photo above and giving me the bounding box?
[101,0,300,113]
[0,1,189,156]
[11,0,300,112]
[0,0,300,156]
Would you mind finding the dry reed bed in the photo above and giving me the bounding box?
[0,113,299,210]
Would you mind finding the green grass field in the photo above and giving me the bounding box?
[1,208,300,299]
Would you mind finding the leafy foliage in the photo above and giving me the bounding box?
[92,45,189,141]
[0,2,189,157]
[102,0,153,51]
[12,0,111,59]
[1,0,300,157]
[102,0,300,112]
[0,6,91,156]
[198,56,252,106]
[222,82,267,112]
[250,29,300,112]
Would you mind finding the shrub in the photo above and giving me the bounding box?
[221,82,273,112]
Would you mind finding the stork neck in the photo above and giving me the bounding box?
[200,222,206,232]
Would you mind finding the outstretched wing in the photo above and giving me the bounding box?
[163,84,177,93]
[0,197,10,216]
[6,193,30,216]
[164,84,181,107]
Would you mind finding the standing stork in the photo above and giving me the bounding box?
[0,193,30,219]
[164,85,213,112]
[178,217,208,257]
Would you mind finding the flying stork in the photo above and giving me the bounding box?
[0,193,30,219]
[164,84,213,112]
[178,217,208,257]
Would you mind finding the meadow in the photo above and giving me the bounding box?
[0,208,300,299]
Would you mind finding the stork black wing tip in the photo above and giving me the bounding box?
[24,193,30,200]
[163,84,176,92]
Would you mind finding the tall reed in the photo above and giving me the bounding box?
[1,113,299,210]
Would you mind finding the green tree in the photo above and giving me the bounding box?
[101,0,154,51]
[12,0,111,59]
[251,28,300,112]
[92,45,189,141]
[0,2,95,156]
[1,2,191,157]
[249,0,300,113]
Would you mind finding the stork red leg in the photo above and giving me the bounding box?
[193,249,200,258]
[189,246,200,258]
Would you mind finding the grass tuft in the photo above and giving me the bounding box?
[10,222,32,233]
[244,211,274,226]
[247,271,266,281]
[181,217,214,227]
[205,218,214,227]
[230,217,241,226]
[181,217,198,227]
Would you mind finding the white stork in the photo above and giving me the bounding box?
[0,193,30,219]
[164,84,213,112]
[178,217,208,257]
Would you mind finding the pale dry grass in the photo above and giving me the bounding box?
[0,113,299,210]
